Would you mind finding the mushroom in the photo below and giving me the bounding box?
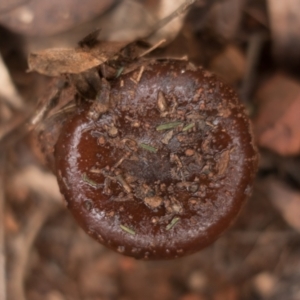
[54,59,258,259]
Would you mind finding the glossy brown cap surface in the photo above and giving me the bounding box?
[55,60,258,259]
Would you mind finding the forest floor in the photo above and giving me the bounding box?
[1,1,300,299]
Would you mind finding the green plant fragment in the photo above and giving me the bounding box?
[156,121,182,131]
[166,217,180,230]
[115,66,124,78]
[182,123,195,131]
[139,143,157,153]
[120,225,136,235]
[82,173,98,188]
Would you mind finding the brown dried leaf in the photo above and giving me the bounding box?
[28,41,128,76]
[28,48,101,76]
[267,179,300,233]
[258,97,300,156]
[209,45,246,84]
[254,74,300,156]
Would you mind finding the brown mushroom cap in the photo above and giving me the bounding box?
[55,60,258,259]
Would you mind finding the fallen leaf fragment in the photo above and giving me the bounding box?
[258,97,300,155]
[28,41,128,76]
[209,45,246,84]
[267,178,300,233]
[254,73,300,155]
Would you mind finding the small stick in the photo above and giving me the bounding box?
[138,39,166,57]
[136,66,145,82]
[145,0,197,39]
[116,175,132,193]
[240,33,267,104]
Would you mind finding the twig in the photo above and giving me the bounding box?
[0,155,6,300]
[145,0,197,39]
[240,32,268,104]
[138,39,166,57]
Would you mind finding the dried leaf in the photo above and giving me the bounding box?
[254,74,300,155]
[28,41,128,76]
[209,45,246,84]
[267,179,300,233]
[258,96,300,156]
[28,48,100,76]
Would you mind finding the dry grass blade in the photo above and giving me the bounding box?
[240,33,267,103]
[138,39,167,57]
